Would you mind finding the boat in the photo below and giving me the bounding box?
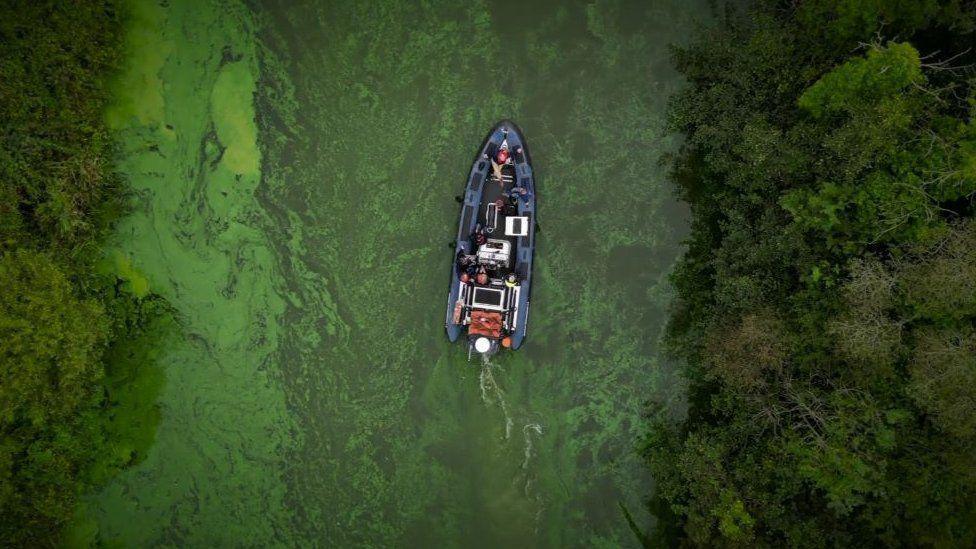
[446,120,536,358]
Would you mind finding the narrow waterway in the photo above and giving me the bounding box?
[83,0,707,545]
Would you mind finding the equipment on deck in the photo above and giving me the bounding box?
[444,121,536,358]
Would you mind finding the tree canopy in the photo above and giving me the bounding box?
[0,1,165,544]
[649,1,976,546]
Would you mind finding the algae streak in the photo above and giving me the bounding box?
[89,0,295,544]
[86,0,708,545]
[255,0,707,545]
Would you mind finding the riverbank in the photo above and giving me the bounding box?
[0,1,168,544]
[650,3,976,545]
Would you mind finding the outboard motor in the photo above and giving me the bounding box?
[469,336,499,360]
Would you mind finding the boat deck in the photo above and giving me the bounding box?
[476,162,519,277]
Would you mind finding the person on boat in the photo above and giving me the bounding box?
[457,251,475,275]
[458,255,478,280]
[476,266,489,285]
[470,224,487,248]
[508,185,532,206]
[505,273,518,288]
[491,148,510,188]
[504,194,519,215]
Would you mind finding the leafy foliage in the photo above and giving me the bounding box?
[0,0,126,252]
[0,1,165,544]
[0,251,107,539]
[798,42,924,119]
[650,1,976,546]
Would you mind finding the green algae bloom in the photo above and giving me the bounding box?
[82,0,708,545]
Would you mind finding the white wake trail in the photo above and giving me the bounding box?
[478,356,548,533]
[479,355,514,439]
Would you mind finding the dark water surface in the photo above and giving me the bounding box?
[82,0,707,545]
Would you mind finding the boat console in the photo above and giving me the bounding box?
[477,239,511,269]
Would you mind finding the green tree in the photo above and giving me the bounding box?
[0,251,107,544]
[908,326,976,440]
[797,42,923,119]
[0,1,166,543]
[0,0,124,252]
[650,1,976,546]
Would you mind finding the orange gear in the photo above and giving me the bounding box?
[469,311,503,338]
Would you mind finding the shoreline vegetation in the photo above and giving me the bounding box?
[649,1,976,546]
[0,1,165,544]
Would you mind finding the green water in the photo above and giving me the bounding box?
[84,0,707,545]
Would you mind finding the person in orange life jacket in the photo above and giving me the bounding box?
[475,265,489,285]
